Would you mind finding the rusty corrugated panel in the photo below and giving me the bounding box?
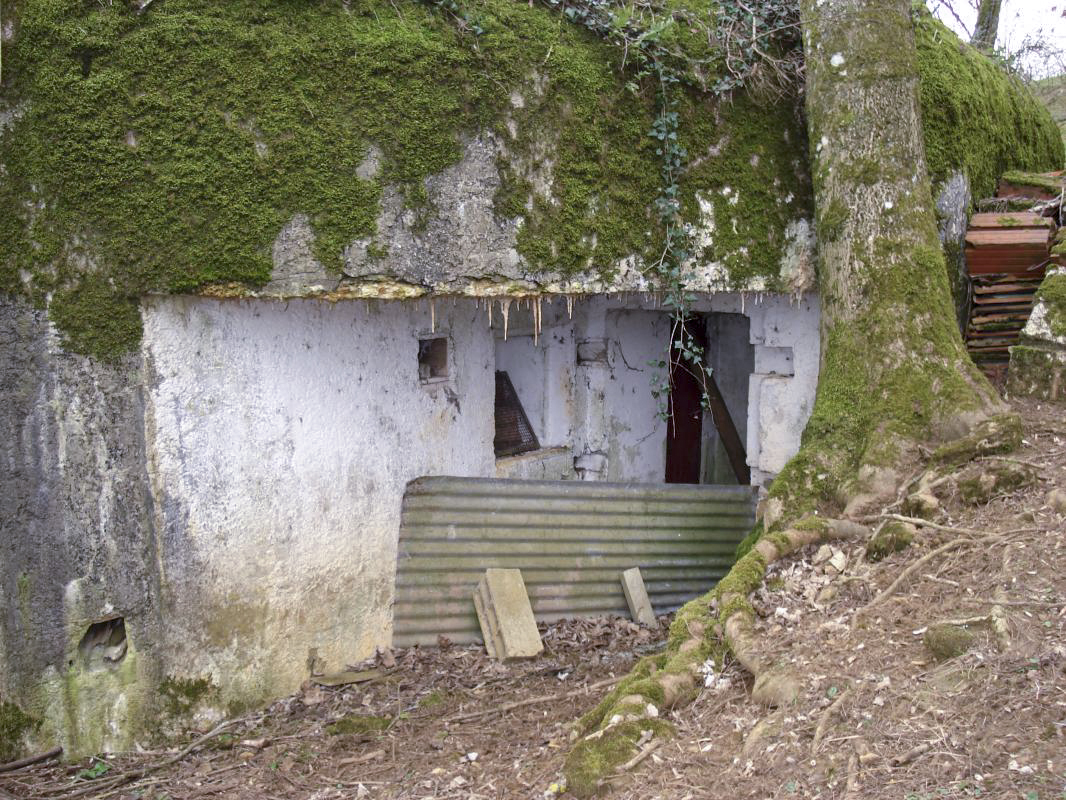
[392,477,756,647]
[964,207,1052,370]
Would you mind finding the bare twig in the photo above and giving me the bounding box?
[53,716,254,799]
[857,535,1002,617]
[957,597,1063,607]
[878,513,1040,538]
[890,741,933,767]
[844,753,860,796]
[975,455,1045,470]
[609,738,663,777]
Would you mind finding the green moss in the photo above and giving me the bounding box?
[916,11,1064,199]
[819,198,848,242]
[0,0,813,358]
[923,623,975,661]
[417,689,449,710]
[1037,272,1066,337]
[1007,344,1066,399]
[577,653,668,734]
[865,521,913,561]
[999,170,1063,194]
[564,719,673,798]
[769,232,995,517]
[1,2,1055,359]
[0,700,39,763]
[325,714,391,736]
[734,520,764,560]
[957,462,1036,504]
[159,676,217,717]
[929,413,1023,467]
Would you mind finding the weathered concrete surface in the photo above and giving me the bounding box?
[1008,267,1066,401]
[225,135,818,301]
[620,568,657,627]
[141,296,496,711]
[0,298,160,757]
[474,569,543,660]
[2,289,820,755]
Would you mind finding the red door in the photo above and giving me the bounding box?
[664,320,706,484]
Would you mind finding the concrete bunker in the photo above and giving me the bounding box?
[0,287,818,755]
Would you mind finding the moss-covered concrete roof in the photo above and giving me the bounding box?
[0,0,1061,358]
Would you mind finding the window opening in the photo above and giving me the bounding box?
[494,371,540,457]
[418,337,449,383]
[78,616,127,670]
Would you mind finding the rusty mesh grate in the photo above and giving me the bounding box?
[493,371,539,457]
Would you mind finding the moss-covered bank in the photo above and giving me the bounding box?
[0,1,1059,359]
[0,0,810,359]
[916,10,1063,199]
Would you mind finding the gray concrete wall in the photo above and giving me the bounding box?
[0,299,160,757]
[141,296,496,713]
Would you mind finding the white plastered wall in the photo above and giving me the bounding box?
[138,290,818,711]
[141,296,495,707]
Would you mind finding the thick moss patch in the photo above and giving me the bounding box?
[325,714,391,736]
[0,700,38,763]
[1037,272,1066,337]
[0,0,811,359]
[916,12,1064,199]
[866,521,914,561]
[0,2,1058,360]
[924,623,975,662]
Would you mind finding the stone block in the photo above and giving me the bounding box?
[474,569,542,660]
[620,567,657,627]
[1007,344,1066,400]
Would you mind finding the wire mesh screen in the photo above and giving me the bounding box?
[493,371,540,457]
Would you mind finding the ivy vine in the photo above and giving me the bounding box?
[420,0,803,424]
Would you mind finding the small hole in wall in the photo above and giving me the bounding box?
[418,337,449,383]
[78,617,127,670]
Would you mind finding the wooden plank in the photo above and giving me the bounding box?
[965,229,1050,247]
[969,212,1052,230]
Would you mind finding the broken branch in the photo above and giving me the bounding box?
[0,746,62,773]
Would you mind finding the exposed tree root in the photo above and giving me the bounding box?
[810,688,851,757]
[0,747,62,774]
[561,412,1027,795]
[561,517,868,797]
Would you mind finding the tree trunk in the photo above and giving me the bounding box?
[772,0,1003,521]
[972,0,1002,51]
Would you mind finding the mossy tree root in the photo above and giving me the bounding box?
[561,516,868,797]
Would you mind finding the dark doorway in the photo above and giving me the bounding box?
[665,316,752,485]
[665,319,707,484]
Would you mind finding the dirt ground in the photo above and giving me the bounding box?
[5,399,1065,800]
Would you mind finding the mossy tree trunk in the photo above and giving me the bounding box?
[972,0,1002,51]
[562,2,1013,793]
[769,0,1004,523]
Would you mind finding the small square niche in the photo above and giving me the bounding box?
[418,337,449,383]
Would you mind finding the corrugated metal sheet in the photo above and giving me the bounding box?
[392,476,756,647]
